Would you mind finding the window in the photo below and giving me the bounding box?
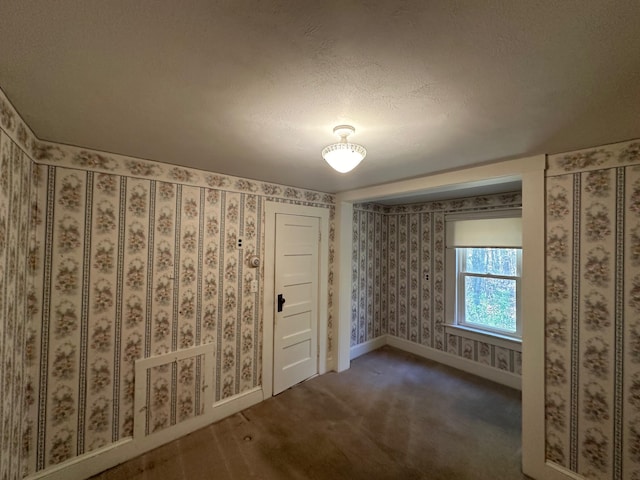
[445,210,522,341]
[456,247,521,337]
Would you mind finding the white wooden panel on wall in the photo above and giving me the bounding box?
[133,344,214,439]
[335,201,354,372]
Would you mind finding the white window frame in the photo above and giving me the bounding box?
[454,247,522,340]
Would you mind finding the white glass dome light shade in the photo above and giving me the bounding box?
[321,143,367,173]
[321,125,367,173]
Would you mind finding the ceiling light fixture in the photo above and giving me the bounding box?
[321,125,366,173]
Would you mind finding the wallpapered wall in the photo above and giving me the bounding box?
[545,139,640,480]
[352,192,523,377]
[351,206,387,345]
[0,128,33,480]
[5,73,640,480]
[0,88,335,477]
[22,161,334,474]
[26,167,263,469]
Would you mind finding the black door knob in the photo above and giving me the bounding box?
[277,294,286,312]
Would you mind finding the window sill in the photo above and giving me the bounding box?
[444,324,522,352]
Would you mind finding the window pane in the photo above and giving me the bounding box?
[463,248,519,276]
[464,276,517,332]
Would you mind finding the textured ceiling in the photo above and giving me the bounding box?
[1,1,639,193]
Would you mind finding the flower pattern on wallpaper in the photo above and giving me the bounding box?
[352,192,523,376]
[58,216,81,252]
[547,183,571,220]
[546,143,640,480]
[95,173,117,194]
[548,139,640,175]
[0,85,337,477]
[73,151,117,171]
[31,138,335,207]
[0,94,36,154]
[96,200,116,234]
[52,300,78,340]
[0,129,32,480]
[23,164,336,474]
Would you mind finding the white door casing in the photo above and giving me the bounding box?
[335,156,557,479]
[272,214,319,394]
[262,202,330,399]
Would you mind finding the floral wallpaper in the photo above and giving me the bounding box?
[352,192,524,377]
[0,87,336,476]
[31,140,335,206]
[143,354,208,436]
[22,163,334,474]
[7,72,639,480]
[546,139,640,480]
[351,205,386,345]
[0,129,33,479]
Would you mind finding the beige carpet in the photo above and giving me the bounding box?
[92,346,529,480]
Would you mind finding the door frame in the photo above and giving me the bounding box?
[334,156,557,479]
[262,201,330,398]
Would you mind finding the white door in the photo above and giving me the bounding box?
[273,213,320,395]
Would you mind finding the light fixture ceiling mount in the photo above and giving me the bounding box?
[321,124,366,173]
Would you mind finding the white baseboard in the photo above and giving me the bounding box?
[30,336,523,480]
[350,336,387,359]
[541,461,587,480]
[386,336,522,390]
[26,387,264,480]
